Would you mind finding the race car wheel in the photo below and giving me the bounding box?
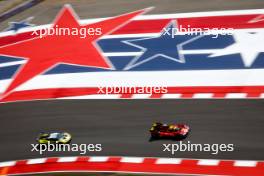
[151,132,159,138]
[178,133,189,140]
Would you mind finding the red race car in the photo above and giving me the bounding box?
[149,122,190,140]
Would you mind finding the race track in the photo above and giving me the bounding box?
[0,100,264,162]
[1,1,264,173]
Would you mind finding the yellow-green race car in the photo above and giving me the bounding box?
[37,132,72,144]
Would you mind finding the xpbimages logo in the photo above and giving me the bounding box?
[163,24,234,38]
[97,86,168,94]
[163,141,234,155]
[32,26,102,38]
[31,143,102,154]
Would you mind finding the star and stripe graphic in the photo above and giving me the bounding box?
[0,6,264,102]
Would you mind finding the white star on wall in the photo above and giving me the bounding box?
[208,30,264,67]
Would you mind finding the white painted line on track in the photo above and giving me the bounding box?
[155,158,182,164]
[120,157,144,163]
[88,157,109,162]
[234,160,257,167]
[57,157,78,162]
[27,158,47,165]
[197,159,220,166]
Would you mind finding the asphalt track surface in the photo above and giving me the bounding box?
[0,100,264,162]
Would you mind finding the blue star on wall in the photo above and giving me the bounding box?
[122,21,198,70]
[5,17,34,32]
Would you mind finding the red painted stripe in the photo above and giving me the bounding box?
[1,86,264,103]
[167,86,264,94]
[177,14,264,30]
[180,93,194,98]
[213,93,227,98]
[150,94,163,98]
[246,93,262,98]
[15,160,27,166]
[76,156,89,162]
[112,19,170,34]
[45,157,59,163]
[113,14,264,34]
[120,94,133,98]
[0,29,43,47]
